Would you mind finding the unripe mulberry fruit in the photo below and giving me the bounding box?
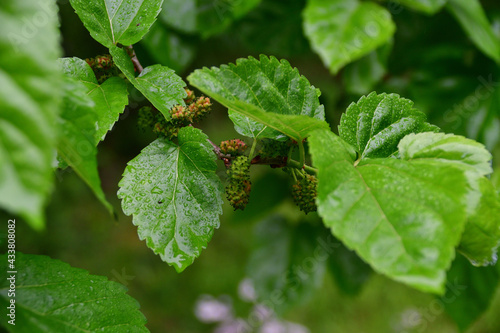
[220,139,247,156]
[137,106,155,131]
[259,139,290,158]
[226,156,251,210]
[292,174,317,214]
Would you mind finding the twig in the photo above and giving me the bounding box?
[127,45,143,74]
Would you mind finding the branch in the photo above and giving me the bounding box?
[127,45,143,74]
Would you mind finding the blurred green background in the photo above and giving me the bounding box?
[3,0,500,332]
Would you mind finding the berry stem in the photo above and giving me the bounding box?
[298,140,305,167]
[127,45,144,73]
[248,138,259,160]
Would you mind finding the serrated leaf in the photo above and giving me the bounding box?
[160,0,261,38]
[118,126,223,272]
[188,55,328,141]
[0,0,61,230]
[447,0,500,63]
[110,45,186,120]
[441,254,499,332]
[140,23,197,73]
[397,0,447,14]
[303,0,395,74]
[0,252,148,332]
[58,77,114,215]
[247,216,326,314]
[339,92,440,159]
[59,57,128,144]
[69,0,163,48]
[310,129,472,293]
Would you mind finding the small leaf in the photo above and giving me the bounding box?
[447,0,500,63]
[396,0,447,14]
[69,0,163,48]
[310,129,472,293]
[441,254,499,332]
[0,0,62,230]
[58,77,114,215]
[339,92,439,159]
[59,57,128,144]
[160,0,261,38]
[110,45,186,120]
[0,252,148,332]
[303,0,395,74]
[118,126,223,272]
[247,216,326,313]
[188,55,328,141]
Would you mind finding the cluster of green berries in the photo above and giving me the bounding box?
[85,54,118,83]
[291,174,318,214]
[259,139,290,158]
[220,139,247,156]
[137,89,212,139]
[226,156,252,210]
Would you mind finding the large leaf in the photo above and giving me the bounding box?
[188,55,328,141]
[397,0,447,14]
[110,46,186,120]
[338,92,439,159]
[118,126,223,272]
[160,0,261,38]
[0,0,61,230]
[69,0,163,48]
[59,57,128,144]
[303,0,395,74]
[441,254,499,332]
[447,0,500,63]
[0,253,148,332]
[309,129,479,293]
[247,216,326,314]
[58,77,114,215]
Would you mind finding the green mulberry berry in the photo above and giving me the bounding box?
[137,106,155,131]
[259,139,290,158]
[292,174,317,214]
[226,156,251,210]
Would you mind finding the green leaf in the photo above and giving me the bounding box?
[338,92,440,159]
[118,126,223,272]
[188,55,328,141]
[396,0,447,14]
[247,216,326,313]
[140,23,197,73]
[69,0,163,48]
[0,0,61,230]
[58,77,114,215]
[303,0,395,74]
[59,57,128,144]
[441,254,499,331]
[110,45,186,120]
[0,252,148,332]
[343,43,392,95]
[458,177,500,267]
[160,0,261,38]
[327,240,372,296]
[310,129,473,293]
[447,0,500,63]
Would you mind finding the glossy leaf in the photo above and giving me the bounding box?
[160,0,261,38]
[0,253,148,332]
[0,0,61,230]
[110,45,186,120]
[447,0,500,63]
[57,77,114,215]
[303,0,395,74]
[140,23,197,73]
[247,216,326,313]
[59,57,128,144]
[397,0,447,14]
[69,0,163,48]
[310,129,474,293]
[338,92,439,159]
[441,254,499,331]
[118,126,223,272]
[188,55,328,141]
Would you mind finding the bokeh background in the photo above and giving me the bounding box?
[3,0,500,332]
